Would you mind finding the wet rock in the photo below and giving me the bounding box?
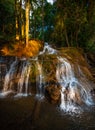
[72,91,83,105]
[90,88,95,95]
[45,84,61,104]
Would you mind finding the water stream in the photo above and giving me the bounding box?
[0,43,95,114]
[36,60,44,98]
[56,56,93,113]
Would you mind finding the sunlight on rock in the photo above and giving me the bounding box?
[1,46,11,56]
[24,40,44,57]
[1,40,43,57]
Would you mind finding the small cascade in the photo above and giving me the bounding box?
[0,57,7,84]
[36,60,44,98]
[16,60,31,97]
[39,42,57,55]
[0,58,31,97]
[3,58,18,93]
[56,56,93,113]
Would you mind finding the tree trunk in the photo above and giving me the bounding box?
[19,0,22,41]
[64,26,70,47]
[25,0,30,47]
[70,31,73,46]
[75,24,81,48]
[15,0,19,41]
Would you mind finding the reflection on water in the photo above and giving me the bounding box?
[0,96,95,130]
[33,100,95,130]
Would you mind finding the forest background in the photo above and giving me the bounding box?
[0,0,95,54]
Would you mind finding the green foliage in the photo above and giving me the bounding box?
[44,2,56,42]
[30,0,55,42]
[0,0,15,36]
[52,0,95,51]
[0,0,95,53]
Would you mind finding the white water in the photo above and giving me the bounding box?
[36,61,44,99]
[1,58,31,97]
[0,43,94,113]
[56,56,93,113]
[3,58,18,92]
[39,42,57,55]
[16,60,31,97]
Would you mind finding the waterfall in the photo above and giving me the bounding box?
[16,60,31,97]
[56,56,93,113]
[36,60,44,99]
[0,43,94,113]
[3,58,18,93]
[0,58,31,97]
[0,57,6,82]
[39,42,57,55]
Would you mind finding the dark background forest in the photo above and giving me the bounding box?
[0,0,95,53]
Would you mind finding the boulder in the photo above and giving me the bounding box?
[45,84,61,104]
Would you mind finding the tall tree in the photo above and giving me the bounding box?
[0,0,15,37]
[15,0,20,40]
[15,0,25,41]
[52,0,95,49]
[25,0,30,47]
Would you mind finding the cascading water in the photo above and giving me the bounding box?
[39,42,57,55]
[16,60,31,97]
[0,43,94,113]
[35,42,57,99]
[2,58,18,96]
[0,58,31,97]
[0,57,7,82]
[36,61,44,98]
[56,56,93,113]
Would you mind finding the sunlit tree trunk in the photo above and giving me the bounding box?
[22,15,25,40]
[15,0,19,40]
[15,0,25,42]
[19,0,25,41]
[25,0,30,47]
[19,0,22,41]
